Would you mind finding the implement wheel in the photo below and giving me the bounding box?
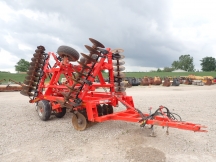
[72,111,87,131]
[107,104,114,114]
[57,45,79,62]
[37,100,51,121]
[54,107,66,118]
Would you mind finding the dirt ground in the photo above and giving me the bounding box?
[0,85,216,162]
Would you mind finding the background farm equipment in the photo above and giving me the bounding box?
[140,76,162,86]
[0,79,23,92]
[181,75,214,85]
[125,77,140,86]
[172,78,180,86]
[20,38,206,133]
[162,77,171,87]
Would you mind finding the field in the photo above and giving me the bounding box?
[0,71,216,83]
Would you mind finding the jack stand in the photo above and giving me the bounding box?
[149,125,156,137]
[166,127,169,135]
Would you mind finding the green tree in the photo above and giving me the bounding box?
[157,68,162,72]
[171,54,195,71]
[15,59,30,72]
[163,67,174,72]
[200,57,216,71]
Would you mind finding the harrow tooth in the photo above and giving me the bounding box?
[60,92,76,99]
[77,72,87,78]
[81,53,97,63]
[23,80,37,87]
[72,78,83,84]
[112,54,125,60]
[112,60,125,66]
[20,90,34,96]
[64,102,75,109]
[113,66,125,72]
[77,61,91,69]
[111,48,124,53]
[73,69,88,77]
[114,72,125,78]
[84,45,100,55]
[89,38,105,48]
[65,85,80,92]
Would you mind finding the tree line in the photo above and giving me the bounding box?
[156,55,216,72]
[14,55,216,72]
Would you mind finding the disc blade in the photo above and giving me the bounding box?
[81,53,96,63]
[23,80,37,86]
[85,45,100,55]
[112,60,125,66]
[77,61,91,69]
[112,54,125,60]
[22,85,36,91]
[31,57,45,63]
[89,38,105,48]
[25,76,39,82]
[28,66,41,71]
[114,72,125,78]
[111,48,124,53]
[114,82,125,87]
[33,53,45,59]
[113,66,125,72]
[30,62,43,68]
[115,86,126,92]
[20,90,34,96]
[35,46,45,53]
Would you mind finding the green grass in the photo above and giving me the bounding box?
[124,72,216,78]
[1,71,216,84]
[0,72,27,83]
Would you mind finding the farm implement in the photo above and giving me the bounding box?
[20,38,206,133]
[0,79,23,92]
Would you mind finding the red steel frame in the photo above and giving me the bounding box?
[30,48,207,132]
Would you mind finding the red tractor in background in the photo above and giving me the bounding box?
[20,38,206,133]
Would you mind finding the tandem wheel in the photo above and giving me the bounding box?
[37,100,51,121]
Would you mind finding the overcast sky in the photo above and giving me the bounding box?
[0,0,216,73]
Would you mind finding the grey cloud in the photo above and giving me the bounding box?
[1,0,196,71]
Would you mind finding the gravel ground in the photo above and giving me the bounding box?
[0,85,216,162]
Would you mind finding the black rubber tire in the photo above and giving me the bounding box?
[37,100,51,121]
[97,104,103,116]
[102,104,108,115]
[107,104,113,114]
[54,107,66,118]
[57,45,79,62]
